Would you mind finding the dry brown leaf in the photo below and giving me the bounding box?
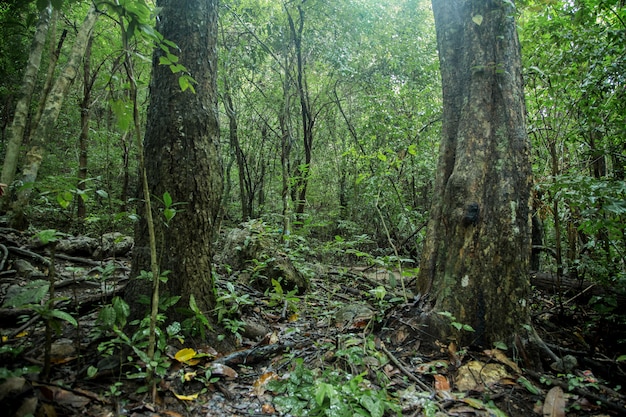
[210,362,238,378]
[484,349,521,374]
[455,360,511,391]
[163,410,186,417]
[448,342,461,367]
[252,371,279,396]
[433,374,450,391]
[261,403,276,414]
[543,386,566,417]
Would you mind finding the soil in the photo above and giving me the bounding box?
[1,228,625,417]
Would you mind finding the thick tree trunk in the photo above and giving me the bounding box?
[1,4,51,193]
[126,0,223,334]
[10,4,99,226]
[418,0,533,347]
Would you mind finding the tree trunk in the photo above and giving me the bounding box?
[286,4,313,217]
[126,0,224,340]
[10,3,99,227]
[223,85,251,220]
[77,36,95,220]
[1,3,51,195]
[418,0,533,347]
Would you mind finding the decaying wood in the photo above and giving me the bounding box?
[213,341,306,366]
[531,271,626,306]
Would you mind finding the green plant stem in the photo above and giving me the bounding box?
[375,190,408,303]
[42,243,56,381]
[120,15,160,397]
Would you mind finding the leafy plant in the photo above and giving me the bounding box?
[268,358,400,417]
[438,311,475,333]
[265,278,300,313]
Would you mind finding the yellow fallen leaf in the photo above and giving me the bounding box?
[173,391,199,401]
[175,348,200,365]
[184,371,197,382]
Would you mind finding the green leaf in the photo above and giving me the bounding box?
[56,191,72,208]
[37,229,59,244]
[472,14,483,26]
[159,55,172,66]
[163,191,173,208]
[2,280,50,308]
[97,305,116,327]
[49,309,78,326]
[87,366,98,378]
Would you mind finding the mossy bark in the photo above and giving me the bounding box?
[418,0,533,348]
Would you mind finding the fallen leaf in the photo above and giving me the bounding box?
[210,362,238,378]
[252,371,279,396]
[163,410,185,417]
[485,348,521,373]
[472,14,483,25]
[175,348,200,365]
[261,403,276,414]
[455,360,510,391]
[543,386,566,417]
[173,391,199,401]
[433,374,450,391]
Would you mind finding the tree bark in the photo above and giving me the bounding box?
[10,3,99,227]
[77,36,95,220]
[418,0,533,347]
[286,4,314,217]
[126,0,224,339]
[1,3,51,194]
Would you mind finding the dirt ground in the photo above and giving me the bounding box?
[1,228,625,417]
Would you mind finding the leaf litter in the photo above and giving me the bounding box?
[0,230,625,416]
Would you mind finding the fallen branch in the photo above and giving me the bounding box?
[380,342,433,394]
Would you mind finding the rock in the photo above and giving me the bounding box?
[218,220,309,293]
[56,236,98,256]
[94,232,134,259]
[12,259,44,278]
[334,304,375,329]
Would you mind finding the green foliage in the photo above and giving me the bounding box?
[265,278,300,312]
[438,311,475,333]
[95,295,173,380]
[268,358,400,417]
[215,281,254,323]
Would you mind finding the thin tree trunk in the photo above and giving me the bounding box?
[1,3,52,193]
[286,4,313,217]
[77,36,94,220]
[11,4,99,226]
[223,85,251,220]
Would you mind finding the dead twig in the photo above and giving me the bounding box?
[380,342,433,394]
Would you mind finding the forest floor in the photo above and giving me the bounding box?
[1,227,625,417]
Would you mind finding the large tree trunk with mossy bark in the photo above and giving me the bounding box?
[125,0,228,348]
[417,0,533,349]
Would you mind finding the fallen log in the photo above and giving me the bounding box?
[530,271,626,306]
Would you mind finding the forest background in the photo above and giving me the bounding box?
[0,0,625,413]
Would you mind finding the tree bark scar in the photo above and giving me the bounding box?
[463,202,480,226]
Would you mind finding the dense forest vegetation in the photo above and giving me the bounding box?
[0,0,624,416]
